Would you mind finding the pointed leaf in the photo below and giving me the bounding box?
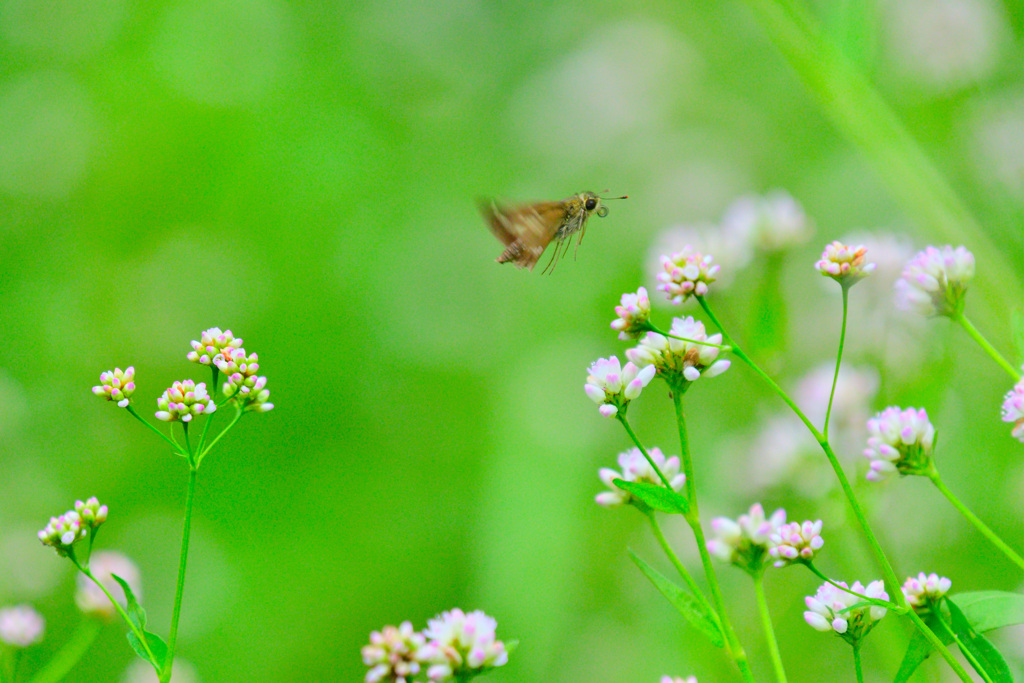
[614,479,688,514]
[126,629,168,668]
[947,598,1013,683]
[893,613,950,683]
[111,573,146,631]
[953,591,1024,632]
[627,549,723,647]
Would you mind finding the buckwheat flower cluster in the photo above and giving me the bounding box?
[815,241,876,286]
[155,380,215,423]
[362,621,426,683]
[420,608,508,681]
[657,247,720,304]
[626,317,730,386]
[768,520,824,567]
[804,580,888,645]
[0,605,44,647]
[611,287,652,340]
[894,245,975,317]
[92,367,136,408]
[584,356,656,417]
[76,551,142,617]
[187,327,243,365]
[595,447,685,508]
[215,348,275,413]
[1001,376,1024,442]
[38,497,108,554]
[901,572,952,616]
[863,406,935,481]
[707,503,787,574]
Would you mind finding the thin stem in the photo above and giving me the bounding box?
[853,643,864,683]
[126,405,183,453]
[646,512,709,608]
[823,287,849,438]
[933,611,994,683]
[671,390,755,683]
[752,572,787,683]
[196,404,244,467]
[646,322,731,351]
[77,566,157,666]
[928,470,1024,572]
[952,311,1020,382]
[161,466,199,683]
[804,561,902,612]
[616,414,673,489]
[28,619,102,683]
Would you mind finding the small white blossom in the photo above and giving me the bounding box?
[1001,376,1024,442]
[596,447,686,508]
[707,503,787,573]
[626,317,730,386]
[815,241,876,285]
[584,356,656,418]
[863,406,936,481]
[0,605,44,647]
[420,609,508,681]
[894,245,975,317]
[657,247,720,304]
[661,677,698,683]
[902,572,952,615]
[39,498,108,555]
[721,190,812,251]
[155,380,216,423]
[362,621,426,683]
[769,520,824,567]
[611,287,652,340]
[92,367,136,408]
[77,552,142,618]
[804,580,888,644]
[648,222,751,293]
[187,327,243,365]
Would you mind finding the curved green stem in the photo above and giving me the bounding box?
[928,469,1024,572]
[76,564,157,667]
[645,322,731,351]
[951,312,1020,382]
[196,404,244,468]
[126,405,184,453]
[932,611,994,683]
[752,572,787,683]
[28,619,102,683]
[671,389,755,683]
[853,643,864,683]
[161,466,198,683]
[616,414,673,489]
[823,287,849,438]
[647,512,709,609]
[804,561,903,613]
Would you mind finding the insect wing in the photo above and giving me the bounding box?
[484,200,567,270]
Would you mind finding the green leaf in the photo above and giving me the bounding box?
[627,549,723,647]
[947,598,1013,683]
[126,629,168,669]
[893,617,944,683]
[614,479,688,514]
[110,574,146,631]
[954,591,1024,632]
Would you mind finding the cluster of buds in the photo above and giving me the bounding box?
[584,356,656,418]
[187,328,243,365]
[901,572,952,616]
[657,247,720,304]
[768,520,824,567]
[626,317,730,388]
[217,348,275,413]
[706,503,787,574]
[92,367,136,408]
[863,406,935,481]
[894,245,974,317]
[804,580,888,646]
[595,447,686,508]
[38,498,108,556]
[611,287,652,340]
[1001,375,1024,443]
[155,380,216,423]
[362,609,508,682]
[815,241,876,286]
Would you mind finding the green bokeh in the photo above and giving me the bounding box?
[2,0,1024,681]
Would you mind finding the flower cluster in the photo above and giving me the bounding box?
[76,551,142,618]
[804,580,888,645]
[768,520,824,567]
[0,605,44,647]
[626,317,729,387]
[362,609,508,683]
[894,245,974,317]
[584,356,656,417]
[611,287,652,340]
[1001,376,1024,442]
[707,503,787,574]
[657,247,720,304]
[863,406,935,481]
[38,497,108,555]
[91,367,136,408]
[155,380,216,423]
[595,447,686,508]
[187,327,243,365]
[901,572,952,616]
[815,241,876,286]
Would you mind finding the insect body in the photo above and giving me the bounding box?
[481,191,626,273]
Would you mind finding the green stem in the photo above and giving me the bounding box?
[671,390,755,683]
[928,469,1024,572]
[161,466,199,683]
[646,323,731,351]
[28,619,102,683]
[696,296,974,682]
[752,572,787,683]
[804,562,902,612]
[196,404,244,468]
[933,611,994,683]
[952,311,1020,382]
[646,512,710,609]
[77,565,157,666]
[823,287,849,438]
[853,643,864,683]
[1,646,14,683]
[126,405,184,453]
[616,414,673,489]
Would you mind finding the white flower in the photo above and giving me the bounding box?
[611,287,652,340]
[768,520,824,567]
[0,605,44,647]
[894,245,975,317]
[584,356,656,418]
[155,380,216,423]
[187,327,243,365]
[1001,376,1024,442]
[661,677,698,683]
[863,406,936,481]
[657,246,720,304]
[815,241,876,285]
[721,190,812,251]
[92,367,136,408]
[77,552,142,618]
[626,317,730,386]
[420,609,508,681]
[902,572,952,614]
[707,503,787,573]
[804,580,888,644]
[362,621,426,683]
[596,447,686,508]
[648,222,751,293]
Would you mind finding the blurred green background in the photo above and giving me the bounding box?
[2,0,1024,680]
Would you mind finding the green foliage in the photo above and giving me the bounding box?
[614,479,689,514]
[627,550,724,648]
